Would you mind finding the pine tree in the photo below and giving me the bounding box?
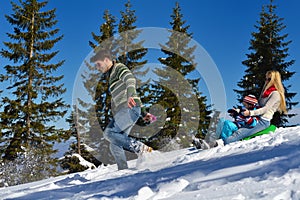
[75,9,118,165]
[116,0,147,70]
[89,9,116,129]
[61,109,102,173]
[117,0,150,141]
[234,0,297,127]
[0,0,68,165]
[60,107,102,174]
[86,1,148,163]
[154,2,211,148]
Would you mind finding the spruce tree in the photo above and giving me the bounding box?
[117,0,150,140]
[155,2,211,148]
[61,110,102,174]
[75,1,149,165]
[89,9,116,129]
[77,9,117,165]
[86,1,148,163]
[0,0,68,166]
[234,0,297,126]
[116,0,147,70]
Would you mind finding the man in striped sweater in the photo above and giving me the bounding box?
[90,49,154,170]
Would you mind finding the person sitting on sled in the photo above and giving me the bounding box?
[220,94,260,140]
[193,94,260,149]
[195,70,287,149]
[223,70,287,145]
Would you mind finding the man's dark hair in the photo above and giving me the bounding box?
[90,49,112,63]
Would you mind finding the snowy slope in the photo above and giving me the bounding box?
[1,126,300,200]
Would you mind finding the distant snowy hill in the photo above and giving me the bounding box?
[1,126,300,200]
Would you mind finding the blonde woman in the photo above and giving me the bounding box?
[223,70,287,145]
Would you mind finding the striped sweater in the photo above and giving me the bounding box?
[234,106,259,128]
[234,113,258,128]
[108,62,145,114]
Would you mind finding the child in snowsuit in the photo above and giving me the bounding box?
[219,94,260,140]
[193,94,259,149]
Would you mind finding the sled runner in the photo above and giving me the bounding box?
[242,125,277,140]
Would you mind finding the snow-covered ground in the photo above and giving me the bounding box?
[1,126,300,200]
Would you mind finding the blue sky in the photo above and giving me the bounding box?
[1,0,300,128]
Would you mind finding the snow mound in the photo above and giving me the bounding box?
[1,126,300,200]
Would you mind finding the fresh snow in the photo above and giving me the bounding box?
[72,154,96,170]
[1,126,300,200]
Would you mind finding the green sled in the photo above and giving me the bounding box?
[242,124,277,140]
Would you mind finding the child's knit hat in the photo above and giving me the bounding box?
[243,94,258,105]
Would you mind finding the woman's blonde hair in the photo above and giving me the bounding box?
[262,70,287,114]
